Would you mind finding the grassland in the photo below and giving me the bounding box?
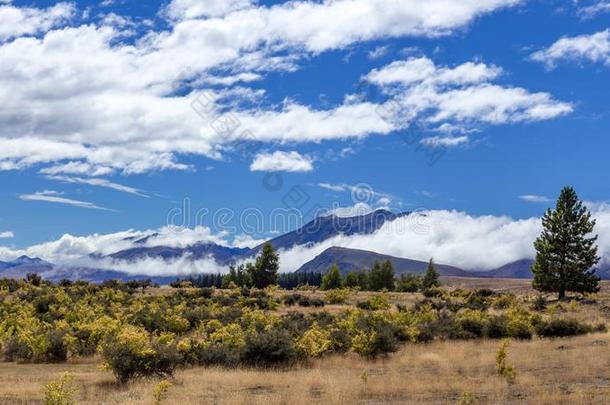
[1,279,609,405]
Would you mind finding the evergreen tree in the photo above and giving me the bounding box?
[422,259,440,290]
[396,274,422,293]
[532,186,600,299]
[343,271,360,288]
[223,264,253,288]
[321,264,342,290]
[368,260,395,291]
[250,243,280,289]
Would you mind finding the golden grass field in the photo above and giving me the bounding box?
[1,278,609,405]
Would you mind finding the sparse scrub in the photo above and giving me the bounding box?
[42,372,75,405]
[495,340,516,384]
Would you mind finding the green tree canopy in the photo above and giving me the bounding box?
[321,264,343,290]
[250,243,279,289]
[532,186,600,299]
[422,259,440,290]
[368,260,395,291]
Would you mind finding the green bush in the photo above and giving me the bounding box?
[324,289,350,304]
[101,326,180,384]
[536,318,591,337]
[422,287,445,298]
[242,329,296,366]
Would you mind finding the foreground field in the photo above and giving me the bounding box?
[1,278,609,404]
[1,331,609,404]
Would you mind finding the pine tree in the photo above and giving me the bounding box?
[321,264,342,290]
[250,243,279,289]
[422,259,440,290]
[532,186,600,299]
[368,260,395,291]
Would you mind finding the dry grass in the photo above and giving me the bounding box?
[1,334,609,404]
[2,279,610,404]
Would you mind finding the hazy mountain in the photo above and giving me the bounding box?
[296,247,470,277]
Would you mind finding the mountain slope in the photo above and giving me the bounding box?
[247,209,409,255]
[108,242,250,265]
[296,247,470,277]
[0,256,54,278]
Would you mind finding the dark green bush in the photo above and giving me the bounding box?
[484,315,509,338]
[536,318,591,337]
[243,329,296,366]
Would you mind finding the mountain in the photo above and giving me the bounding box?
[474,259,535,279]
[0,256,54,278]
[246,209,409,256]
[296,247,470,277]
[108,242,250,265]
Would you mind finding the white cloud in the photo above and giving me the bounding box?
[530,29,610,68]
[0,231,13,239]
[364,57,572,129]
[578,1,610,18]
[318,183,348,192]
[250,151,314,172]
[0,0,531,176]
[46,175,148,197]
[519,195,552,203]
[164,0,253,20]
[368,45,389,60]
[420,135,469,148]
[0,2,74,42]
[19,190,113,211]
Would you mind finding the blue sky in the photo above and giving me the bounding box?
[1,0,610,256]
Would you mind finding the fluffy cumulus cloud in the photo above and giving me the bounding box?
[0,231,14,239]
[364,57,572,135]
[0,2,74,41]
[250,151,313,172]
[531,30,610,68]
[0,0,567,177]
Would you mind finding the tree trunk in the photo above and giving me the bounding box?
[558,289,566,300]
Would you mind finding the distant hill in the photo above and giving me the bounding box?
[296,247,470,277]
[474,259,535,279]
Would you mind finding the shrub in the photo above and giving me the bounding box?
[367,294,391,310]
[422,287,445,298]
[198,287,214,299]
[43,372,76,405]
[324,289,350,304]
[455,310,487,339]
[295,323,332,358]
[492,294,516,310]
[310,298,325,307]
[531,295,547,311]
[356,301,372,310]
[282,293,303,306]
[351,327,397,358]
[536,318,591,337]
[101,326,180,384]
[45,330,68,363]
[152,380,172,404]
[496,340,516,384]
[243,329,296,366]
[484,315,509,339]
